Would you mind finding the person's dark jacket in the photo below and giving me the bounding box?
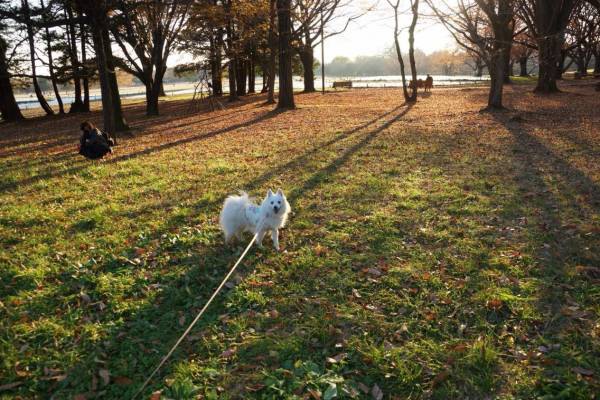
[79,128,115,159]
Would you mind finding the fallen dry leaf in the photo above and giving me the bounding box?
[486,298,503,310]
[221,348,237,358]
[114,376,133,385]
[432,369,450,386]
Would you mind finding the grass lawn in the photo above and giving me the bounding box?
[0,82,599,399]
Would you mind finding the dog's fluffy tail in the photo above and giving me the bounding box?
[219,192,251,242]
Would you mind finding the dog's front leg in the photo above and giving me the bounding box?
[271,229,280,251]
[256,230,266,247]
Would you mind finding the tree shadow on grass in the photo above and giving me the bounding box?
[0,108,283,194]
[2,102,416,398]
[492,113,600,398]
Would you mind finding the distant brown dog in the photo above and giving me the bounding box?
[409,79,425,91]
[424,75,433,92]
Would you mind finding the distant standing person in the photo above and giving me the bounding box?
[425,74,433,92]
[78,121,115,159]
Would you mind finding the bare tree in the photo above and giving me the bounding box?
[111,0,189,116]
[22,0,54,115]
[291,0,369,92]
[516,0,577,92]
[565,3,599,76]
[428,0,514,109]
[387,0,420,102]
[40,0,64,114]
[77,0,129,133]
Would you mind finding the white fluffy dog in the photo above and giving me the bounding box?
[219,189,291,250]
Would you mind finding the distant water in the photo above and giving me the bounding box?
[16,74,489,110]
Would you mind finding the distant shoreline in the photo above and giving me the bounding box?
[14,75,491,110]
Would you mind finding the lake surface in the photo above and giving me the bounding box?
[16,74,490,110]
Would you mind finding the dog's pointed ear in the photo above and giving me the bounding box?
[267,189,274,197]
[276,188,283,196]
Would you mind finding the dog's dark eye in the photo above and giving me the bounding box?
[271,201,274,205]
[278,201,281,204]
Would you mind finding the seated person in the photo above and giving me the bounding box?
[78,121,115,159]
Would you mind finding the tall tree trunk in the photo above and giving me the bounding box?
[80,18,89,111]
[576,56,587,76]
[407,0,419,101]
[261,68,268,93]
[0,37,24,122]
[487,51,506,109]
[267,0,277,104]
[225,0,238,102]
[41,0,64,114]
[532,1,575,93]
[485,1,512,111]
[101,27,128,129]
[503,45,512,83]
[248,55,255,94]
[81,0,128,133]
[228,60,238,101]
[536,35,561,92]
[299,45,316,93]
[594,53,600,74]
[145,81,159,115]
[519,56,529,76]
[66,4,84,112]
[391,3,409,101]
[22,0,54,116]
[276,0,295,109]
[236,58,247,96]
[210,30,223,96]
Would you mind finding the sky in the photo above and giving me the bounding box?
[171,1,457,67]
[315,0,456,63]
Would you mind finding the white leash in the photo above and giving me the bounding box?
[133,221,264,399]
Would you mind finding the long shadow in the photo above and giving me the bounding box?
[497,116,599,210]
[0,94,266,153]
[493,114,599,396]
[288,103,414,203]
[38,102,416,398]
[0,109,283,193]
[554,130,600,160]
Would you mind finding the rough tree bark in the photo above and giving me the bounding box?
[248,55,256,93]
[528,0,576,92]
[0,36,24,122]
[236,58,247,96]
[80,16,89,110]
[519,55,529,76]
[210,29,223,96]
[389,0,410,101]
[79,0,128,132]
[66,3,85,112]
[22,0,54,115]
[407,0,419,101]
[267,0,277,104]
[299,44,315,92]
[277,0,295,109]
[41,0,64,114]
[225,0,238,102]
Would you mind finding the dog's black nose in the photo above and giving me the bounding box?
[273,206,279,213]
